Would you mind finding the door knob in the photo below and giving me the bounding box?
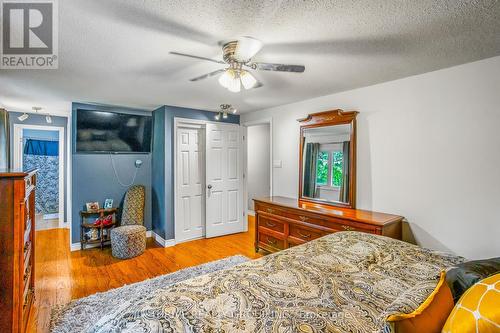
[207,184,212,189]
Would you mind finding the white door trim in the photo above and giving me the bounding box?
[13,123,66,229]
[242,118,273,224]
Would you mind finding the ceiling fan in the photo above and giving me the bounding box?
[170,36,305,93]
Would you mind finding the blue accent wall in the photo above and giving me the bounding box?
[151,105,239,239]
[151,106,165,238]
[9,112,68,222]
[71,103,152,243]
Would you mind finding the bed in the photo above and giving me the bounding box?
[69,232,462,333]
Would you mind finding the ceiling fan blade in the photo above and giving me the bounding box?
[252,62,305,73]
[170,52,225,64]
[189,69,226,82]
[234,36,263,62]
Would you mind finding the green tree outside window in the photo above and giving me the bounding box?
[316,151,328,185]
[332,152,343,187]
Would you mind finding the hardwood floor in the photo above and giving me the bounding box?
[28,216,260,333]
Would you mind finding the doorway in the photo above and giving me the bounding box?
[13,124,65,230]
[174,118,244,243]
[243,120,272,215]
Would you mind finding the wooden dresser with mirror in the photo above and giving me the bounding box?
[0,169,37,333]
[254,110,403,253]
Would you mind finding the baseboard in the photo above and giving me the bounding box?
[152,231,176,248]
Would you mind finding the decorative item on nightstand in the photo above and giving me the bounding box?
[85,201,100,211]
[103,199,113,209]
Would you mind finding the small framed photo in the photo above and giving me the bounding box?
[104,199,113,209]
[86,202,100,211]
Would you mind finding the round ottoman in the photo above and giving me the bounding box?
[111,225,147,259]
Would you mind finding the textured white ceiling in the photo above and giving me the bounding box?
[1,0,499,115]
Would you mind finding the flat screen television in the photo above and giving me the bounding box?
[76,109,152,153]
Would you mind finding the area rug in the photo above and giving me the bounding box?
[50,255,249,333]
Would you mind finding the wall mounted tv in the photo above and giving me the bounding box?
[76,109,152,153]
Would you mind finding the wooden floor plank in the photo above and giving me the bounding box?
[27,216,259,332]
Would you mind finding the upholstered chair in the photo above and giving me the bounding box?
[111,185,147,259]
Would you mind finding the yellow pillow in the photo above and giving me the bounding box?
[442,273,500,333]
[387,271,455,333]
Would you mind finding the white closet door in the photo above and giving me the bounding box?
[205,123,243,238]
[176,127,205,242]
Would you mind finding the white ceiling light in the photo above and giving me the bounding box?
[18,113,29,121]
[218,67,258,93]
[215,104,237,121]
[218,69,234,88]
[234,36,263,62]
[240,71,257,89]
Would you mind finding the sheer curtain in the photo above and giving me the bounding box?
[23,139,59,214]
[339,141,350,202]
[303,142,319,198]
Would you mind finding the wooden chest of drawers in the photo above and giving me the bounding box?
[254,196,403,253]
[0,169,37,333]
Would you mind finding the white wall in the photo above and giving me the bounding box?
[241,56,500,260]
[247,124,271,210]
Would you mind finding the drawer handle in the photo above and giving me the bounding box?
[266,237,277,245]
[266,208,274,214]
[299,215,309,222]
[265,221,276,228]
[297,230,312,239]
[342,225,356,231]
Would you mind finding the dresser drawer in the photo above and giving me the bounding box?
[258,232,285,251]
[289,224,326,242]
[257,214,285,233]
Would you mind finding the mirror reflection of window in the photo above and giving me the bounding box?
[332,151,343,187]
[302,124,351,204]
[315,150,343,187]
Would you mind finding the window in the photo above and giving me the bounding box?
[332,151,343,187]
[316,151,329,185]
[316,150,343,187]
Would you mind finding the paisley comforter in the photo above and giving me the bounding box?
[91,232,463,333]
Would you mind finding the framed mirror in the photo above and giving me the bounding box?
[298,109,358,208]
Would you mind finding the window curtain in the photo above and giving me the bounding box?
[339,141,350,202]
[24,139,58,156]
[23,139,59,214]
[303,142,319,198]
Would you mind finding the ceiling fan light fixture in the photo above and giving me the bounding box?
[218,70,233,88]
[18,113,29,121]
[46,115,52,123]
[240,70,257,89]
[234,36,263,62]
[226,75,241,93]
[214,112,221,121]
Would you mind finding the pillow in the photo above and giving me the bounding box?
[442,273,500,333]
[446,257,500,303]
[387,271,455,333]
